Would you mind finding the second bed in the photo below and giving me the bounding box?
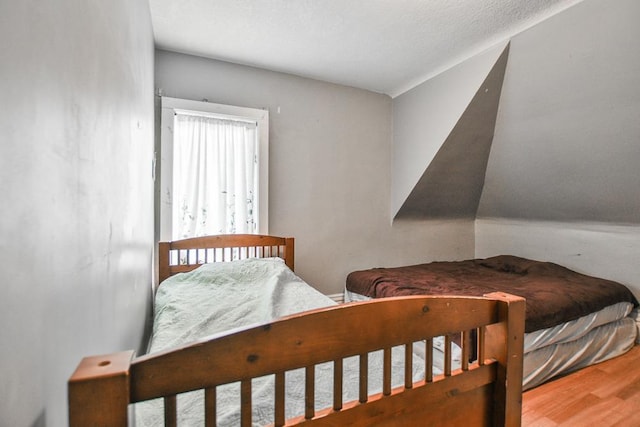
[345,255,638,390]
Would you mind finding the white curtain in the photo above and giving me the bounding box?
[172,113,258,239]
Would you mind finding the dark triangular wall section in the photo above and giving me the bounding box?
[394,44,510,220]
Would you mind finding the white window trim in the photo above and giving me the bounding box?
[159,96,269,240]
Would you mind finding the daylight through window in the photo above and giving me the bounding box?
[159,97,269,240]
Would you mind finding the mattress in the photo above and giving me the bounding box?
[523,316,636,389]
[346,255,637,333]
[345,289,636,390]
[629,308,640,344]
[136,258,452,426]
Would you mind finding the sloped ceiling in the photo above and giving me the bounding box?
[395,45,510,220]
[149,0,583,97]
[391,42,510,220]
[391,0,640,225]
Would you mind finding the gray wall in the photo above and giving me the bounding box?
[0,1,155,426]
[476,0,640,296]
[476,219,640,298]
[478,0,640,223]
[155,50,475,295]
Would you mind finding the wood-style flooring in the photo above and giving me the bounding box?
[522,345,640,426]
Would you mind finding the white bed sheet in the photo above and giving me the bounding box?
[345,289,638,391]
[523,317,636,389]
[345,290,634,353]
[137,258,444,426]
[522,301,632,353]
[148,258,336,354]
[628,308,640,344]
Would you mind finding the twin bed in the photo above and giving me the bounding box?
[68,234,637,426]
[69,235,525,426]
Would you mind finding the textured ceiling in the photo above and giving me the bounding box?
[149,0,582,97]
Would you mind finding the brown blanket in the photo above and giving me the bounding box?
[346,255,637,332]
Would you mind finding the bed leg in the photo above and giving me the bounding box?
[284,237,295,271]
[484,292,525,427]
[68,350,134,427]
[159,241,171,284]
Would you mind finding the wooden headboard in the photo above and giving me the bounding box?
[158,234,295,283]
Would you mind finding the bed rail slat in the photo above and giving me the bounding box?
[305,365,315,419]
[462,330,471,371]
[204,387,216,427]
[404,343,413,389]
[333,359,343,411]
[241,379,252,426]
[444,335,452,376]
[164,395,177,427]
[359,353,368,403]
[383,347,392,396]
[274,372,285,426]
[425,338,433,382]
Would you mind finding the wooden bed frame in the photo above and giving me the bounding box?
[69,235,525,426]
[158,234,295,283]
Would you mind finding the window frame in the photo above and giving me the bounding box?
[159,96,269,240]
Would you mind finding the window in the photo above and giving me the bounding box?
[159,97,269,240]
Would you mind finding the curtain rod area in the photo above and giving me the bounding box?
[174,108,257,126]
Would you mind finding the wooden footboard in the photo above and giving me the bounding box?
[158,234,295,283]
[69,292,525,426]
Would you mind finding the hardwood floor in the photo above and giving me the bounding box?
[522,345,640,426]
